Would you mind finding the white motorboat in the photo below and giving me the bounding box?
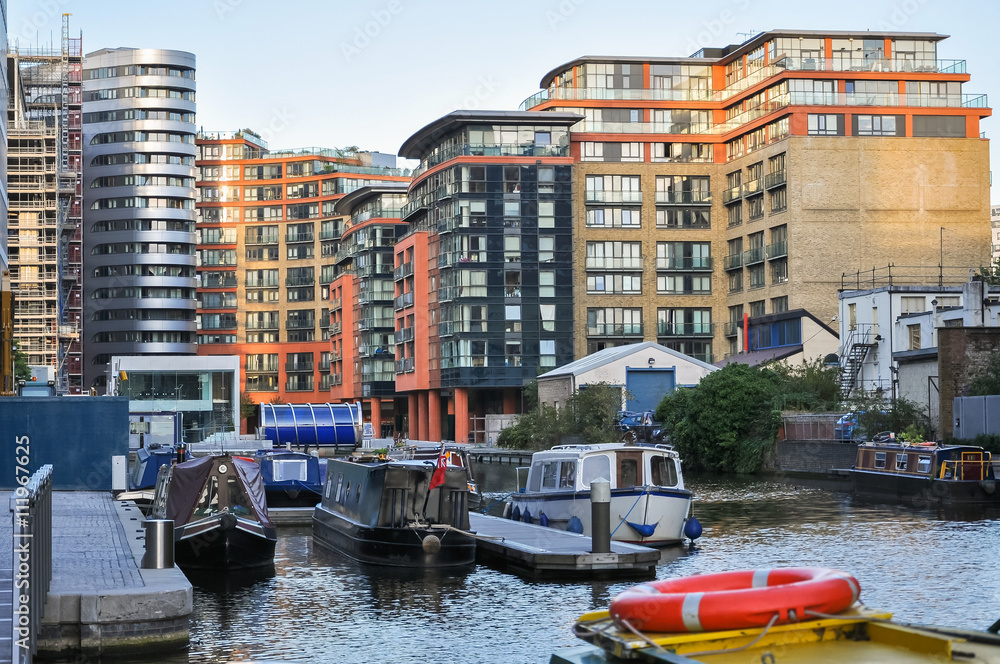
[507,443,694,546]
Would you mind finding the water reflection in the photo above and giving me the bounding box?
[123,466,1000,663]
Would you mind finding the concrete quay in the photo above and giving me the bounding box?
[1,492,192,658]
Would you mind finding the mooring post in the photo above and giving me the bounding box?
[591,478,611,554]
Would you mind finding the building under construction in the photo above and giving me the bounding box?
[6,15,83,393]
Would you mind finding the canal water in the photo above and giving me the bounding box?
[158,464,1000,664]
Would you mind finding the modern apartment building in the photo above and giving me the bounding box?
[6,20,84,393]
[991,204,1000,262]
[0,0,12,395]
[193,132,409,411]
[520,30,992,363]
[328,183,408,435]
[81,48,198,391]
[396,110,578,443]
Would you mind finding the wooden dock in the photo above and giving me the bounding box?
[468,513,659,579]
[269,506,316,526]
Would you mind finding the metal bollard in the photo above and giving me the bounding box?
[590,478,611,554]
[141,519,175,569]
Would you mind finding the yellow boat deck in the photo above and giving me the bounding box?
[566,605,1000,663]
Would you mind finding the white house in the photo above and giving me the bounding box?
[536,341,717,413]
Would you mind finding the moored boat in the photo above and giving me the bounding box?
[552,567,1000,663]
[256,450,326,507]
[390,442,481,511]
[312,451,476,568]
[507,443,696,546]
[849,438,1000,505]
[151,454,277,570]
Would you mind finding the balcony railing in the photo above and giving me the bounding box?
[657,323,715,337]
[587,324,644,337]
[285,361,314,372]
[396,326,415,343]
[330,321,342,334]
[742,178,762,197]
[722,186,742,204]
[724,254,744,270]
[286,319,315,330]
[246,321,279,330]
[654,191,712,205]
[585,256,644,271]
[330,297,342,311]
[395,357,415,374]
[285,277,315,287]
[330,372,343,386]
[766,241,788,259]
[358,288,396,304]
[285,232,314,243]
[744,247,765,265]
[765,170,786,190]
[285,380,315,392]
[245,235,279,245]
[774,56,966,75]
[394,292,415,310]
[412,143,570,179]
[584,190,643,204]
[655,257,713,271]
[723,321,739,337]
[393,261,414,280]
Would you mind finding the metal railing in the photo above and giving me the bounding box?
[10,465,53,664]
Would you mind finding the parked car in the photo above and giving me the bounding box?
[834,412,862,440]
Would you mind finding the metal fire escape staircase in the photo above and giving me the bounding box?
[839,325,878,398]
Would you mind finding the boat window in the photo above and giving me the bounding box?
[581,455,612,488]
[227,476,252,517]
[894,454,908,471]
[193,477,219,517]
[274,458,308,482]
[356,483,362,502]
[559,461,577,488]
[650,455,678,487]
[343,482,351,504]
[874,452,887,469]
[334,473,344,502]
[620,459,639,487]
[541,462,558,490]
[917,456,932,473]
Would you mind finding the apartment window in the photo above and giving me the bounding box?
[540,304,556,332]
[538,236,555,263]
[749,264,766,289]
[587,307,643,336]
[656,207,710,229]
[907,324,921,350]
[771,296,789,313]
[900,297,925,314]
[538,200,555,228]
[747,195,764,221]
[807,114,843,136]
[854,114,903,136]
[586,207,640,228]
[504,236,521,262]
[505,305,521,333]
[657,274,711,295]
[912,115,966,138]
[657,308,712,336]
[770,187,787,213]
[727,204,743,227]
[771,259,788,284]
[750,300,766,317]
[656,175,710,204]
[585,175,641,203]
[540,340,556,368]
[539,271,556,298]
[728,270,743,293]
[652,142,712,162]
[657,241,710,270]
[587,274,643,295]
[587,241,642,270]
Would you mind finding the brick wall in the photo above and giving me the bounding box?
[764,439,858,474]
[938,327,1000,439]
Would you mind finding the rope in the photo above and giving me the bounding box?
[611,488,647,537]
[426,523,506,541]
[683,613,781,657]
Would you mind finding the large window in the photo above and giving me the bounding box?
[807,114,843,136]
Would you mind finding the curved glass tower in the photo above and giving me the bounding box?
[82,48,197,391]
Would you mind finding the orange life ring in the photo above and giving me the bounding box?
[609,567,860,633]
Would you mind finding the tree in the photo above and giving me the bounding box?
[845,391,932,440]
[655,363,782,473]
[768,356,841,411]
[240,392,258,420]
[267,395,285,405]
[12,341,30,382]
[967,349,1000,396]
[978,257,1000,286]
[497,382,625,450]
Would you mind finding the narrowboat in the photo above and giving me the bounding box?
[551,567,1000,663]
[256,450,326,507]
[312,452,476,568]
[507,443,696,546]
[151,454,277,570]
[390,442,481,511]
[849,438,1000,504]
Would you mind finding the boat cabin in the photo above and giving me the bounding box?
[152,455,272,527]
[520,444,683,493]
[854,443,996,481]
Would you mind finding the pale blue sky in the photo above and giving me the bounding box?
[10,0,1000,201]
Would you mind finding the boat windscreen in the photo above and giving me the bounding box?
[232,456,274,528]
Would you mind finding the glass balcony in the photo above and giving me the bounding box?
[722,186,742,204]
[330,297,342,311]
[395,357,415,374]
[655,257,713,271]
[394,292,414,310]
[723,322,739,337]
[723,254,744,270]
[245,235,279,246]
[285,232,314,243]
[396,327,415,343]
[330,321,342,335]
[744,247,765,265]
[584,190,643,204]
[285,361,314,372]
[654,191,712,205]
[773,56,966,75]
[285,276,315,287]
[742,179,762,197]
[657,322,714,337]
[358,288,395,305]
[585,256,644,271]
[286,319,315,330]
[587,324,644,337]
[393,261,414,280]
[766,241,788,259]
[412,143,570,179]
[764,170,786,190]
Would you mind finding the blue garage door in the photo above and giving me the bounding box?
[625,368,676,414]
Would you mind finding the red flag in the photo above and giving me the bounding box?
[429,445,448,491]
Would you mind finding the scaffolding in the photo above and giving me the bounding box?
[7,14,83,393]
